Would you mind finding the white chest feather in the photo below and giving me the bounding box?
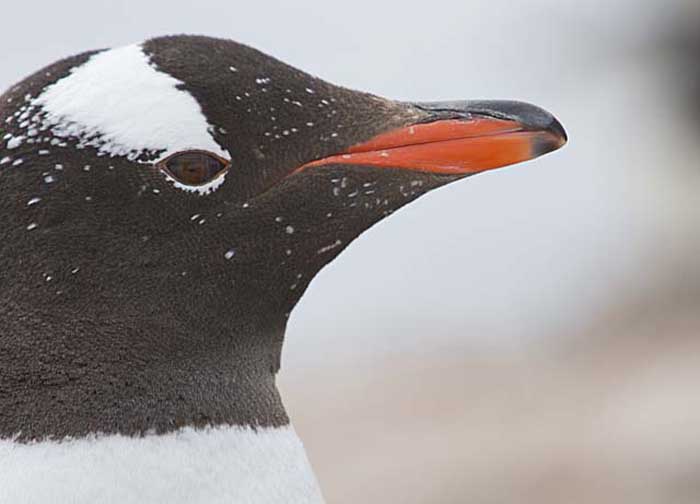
[0,425,325,504]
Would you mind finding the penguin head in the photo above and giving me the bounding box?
[0,34,566,354]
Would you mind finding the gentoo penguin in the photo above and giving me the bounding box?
[0,36,566,503]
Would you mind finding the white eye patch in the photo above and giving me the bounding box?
[28,44,230,165]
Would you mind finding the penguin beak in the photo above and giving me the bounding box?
[299,100,567,175]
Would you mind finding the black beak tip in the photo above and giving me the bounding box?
[484,100,567,156]
[532,116,568,157]
[548,116,568,144]
[413,99,568,151]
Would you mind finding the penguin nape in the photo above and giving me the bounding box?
[0,36,566,503]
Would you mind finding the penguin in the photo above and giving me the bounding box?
[0,35,567,503]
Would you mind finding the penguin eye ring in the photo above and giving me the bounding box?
[156,150,230,186]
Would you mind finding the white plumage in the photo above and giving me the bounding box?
[0,425,325,504]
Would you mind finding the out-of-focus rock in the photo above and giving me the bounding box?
[282,322,700,504]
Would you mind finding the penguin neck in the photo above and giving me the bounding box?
[0,290,292,441]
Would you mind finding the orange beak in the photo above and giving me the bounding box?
[298,100,567,175]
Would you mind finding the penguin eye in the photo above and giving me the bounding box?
[158,151,230,186]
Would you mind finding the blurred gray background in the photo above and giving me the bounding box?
[3,1,699,502]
